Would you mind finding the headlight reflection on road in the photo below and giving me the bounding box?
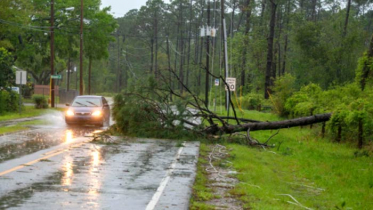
[62,162,73,186]
[65,130,74,144]
[88,145,102,195]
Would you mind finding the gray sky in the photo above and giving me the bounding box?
[100,0,170,18]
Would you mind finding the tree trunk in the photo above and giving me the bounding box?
[358,118,363,149]
[67,57,71,91]
[167,36,172,101]
[186,1,193,89]
[154,10,158,79]
[150,38,154,75]
[336,125,342,142]
[205,113,332,135]
[264,0,277,99]
[343,0,352,38]
[360,34,373,91]
[282,0,290,76]
[260,0,266,30]
[310,0,317,21]
[241,0,252,88]
[88,57,92,95]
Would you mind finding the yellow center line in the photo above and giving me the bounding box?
[0,141,90,177]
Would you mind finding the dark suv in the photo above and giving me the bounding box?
[65,95,110,127]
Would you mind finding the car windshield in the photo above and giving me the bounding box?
[72,97,102,107]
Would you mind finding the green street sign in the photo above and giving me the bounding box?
[51,75,62,79]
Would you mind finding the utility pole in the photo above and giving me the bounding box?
[67,58,70,91]
[221,0,230,114]
[117,33,120,92]
[79,0,84,95]
[205,0,210,107]
[50,0,55,107]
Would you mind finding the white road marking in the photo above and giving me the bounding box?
[145,142,185,210]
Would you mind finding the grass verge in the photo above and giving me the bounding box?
[194,110,373,209]
[0,106,64,122]
[0,119,49,135]
[190,144,217,210]
[0,125,29,135]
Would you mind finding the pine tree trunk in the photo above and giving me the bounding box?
[358,118,363,149]
[264,0,277,99]
[150,38,154,74]
[240,0,252,89]
[205,113,332,135]
[154,10,158,79]
[88,57,92,95]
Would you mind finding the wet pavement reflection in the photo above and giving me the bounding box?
[0,106,199,210]
[0,139,189,209]
[0,120,106,164]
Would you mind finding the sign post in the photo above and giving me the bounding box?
[50,75,62,107]
[16,70,27,114]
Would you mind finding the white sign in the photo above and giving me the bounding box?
[225,77,236,91]
[214,79,219,86]
[200,26,217,37]
[16,71,27,85]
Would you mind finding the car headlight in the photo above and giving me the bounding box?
[92,111,102,117]
[66,110,74,116]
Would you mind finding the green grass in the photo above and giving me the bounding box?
[0,106,64,122]
[17,119,48,126]
[0,119,49,135]
[225,122,373,209]
[0,125,29,135]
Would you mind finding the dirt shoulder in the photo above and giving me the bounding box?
[190,143,244,210]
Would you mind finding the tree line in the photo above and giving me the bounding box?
[109,0,373,101]
[0,0,116,94]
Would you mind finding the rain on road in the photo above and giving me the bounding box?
[0,110,199,209]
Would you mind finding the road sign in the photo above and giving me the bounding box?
[225,77,236,91]
[214,79,219,86]
[51,75,62,79]
[16,71,27,85]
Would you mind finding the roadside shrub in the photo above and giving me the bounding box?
[284,83,323,117]
[0,90,21,114]
[239,93,263,111]
[271,73,296,116]
[32,95,48,109]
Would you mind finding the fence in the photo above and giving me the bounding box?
[33,85,78,104]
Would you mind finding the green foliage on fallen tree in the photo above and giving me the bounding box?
[112,78,200,139]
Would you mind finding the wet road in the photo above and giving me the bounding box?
[0,110,199,209]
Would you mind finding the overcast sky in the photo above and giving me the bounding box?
[100,0,170,18]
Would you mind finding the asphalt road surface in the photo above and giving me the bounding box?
[0,109,199,209]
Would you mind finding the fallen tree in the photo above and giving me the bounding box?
[203,113,332,135]
[112,67,333,144]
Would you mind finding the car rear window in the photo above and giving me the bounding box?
[72,97,102,107]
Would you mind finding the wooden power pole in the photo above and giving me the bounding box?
[79,0,84,95]
[205,0,211,107]
[50,0,55,107]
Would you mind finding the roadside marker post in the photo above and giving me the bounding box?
[16,70,27,114]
